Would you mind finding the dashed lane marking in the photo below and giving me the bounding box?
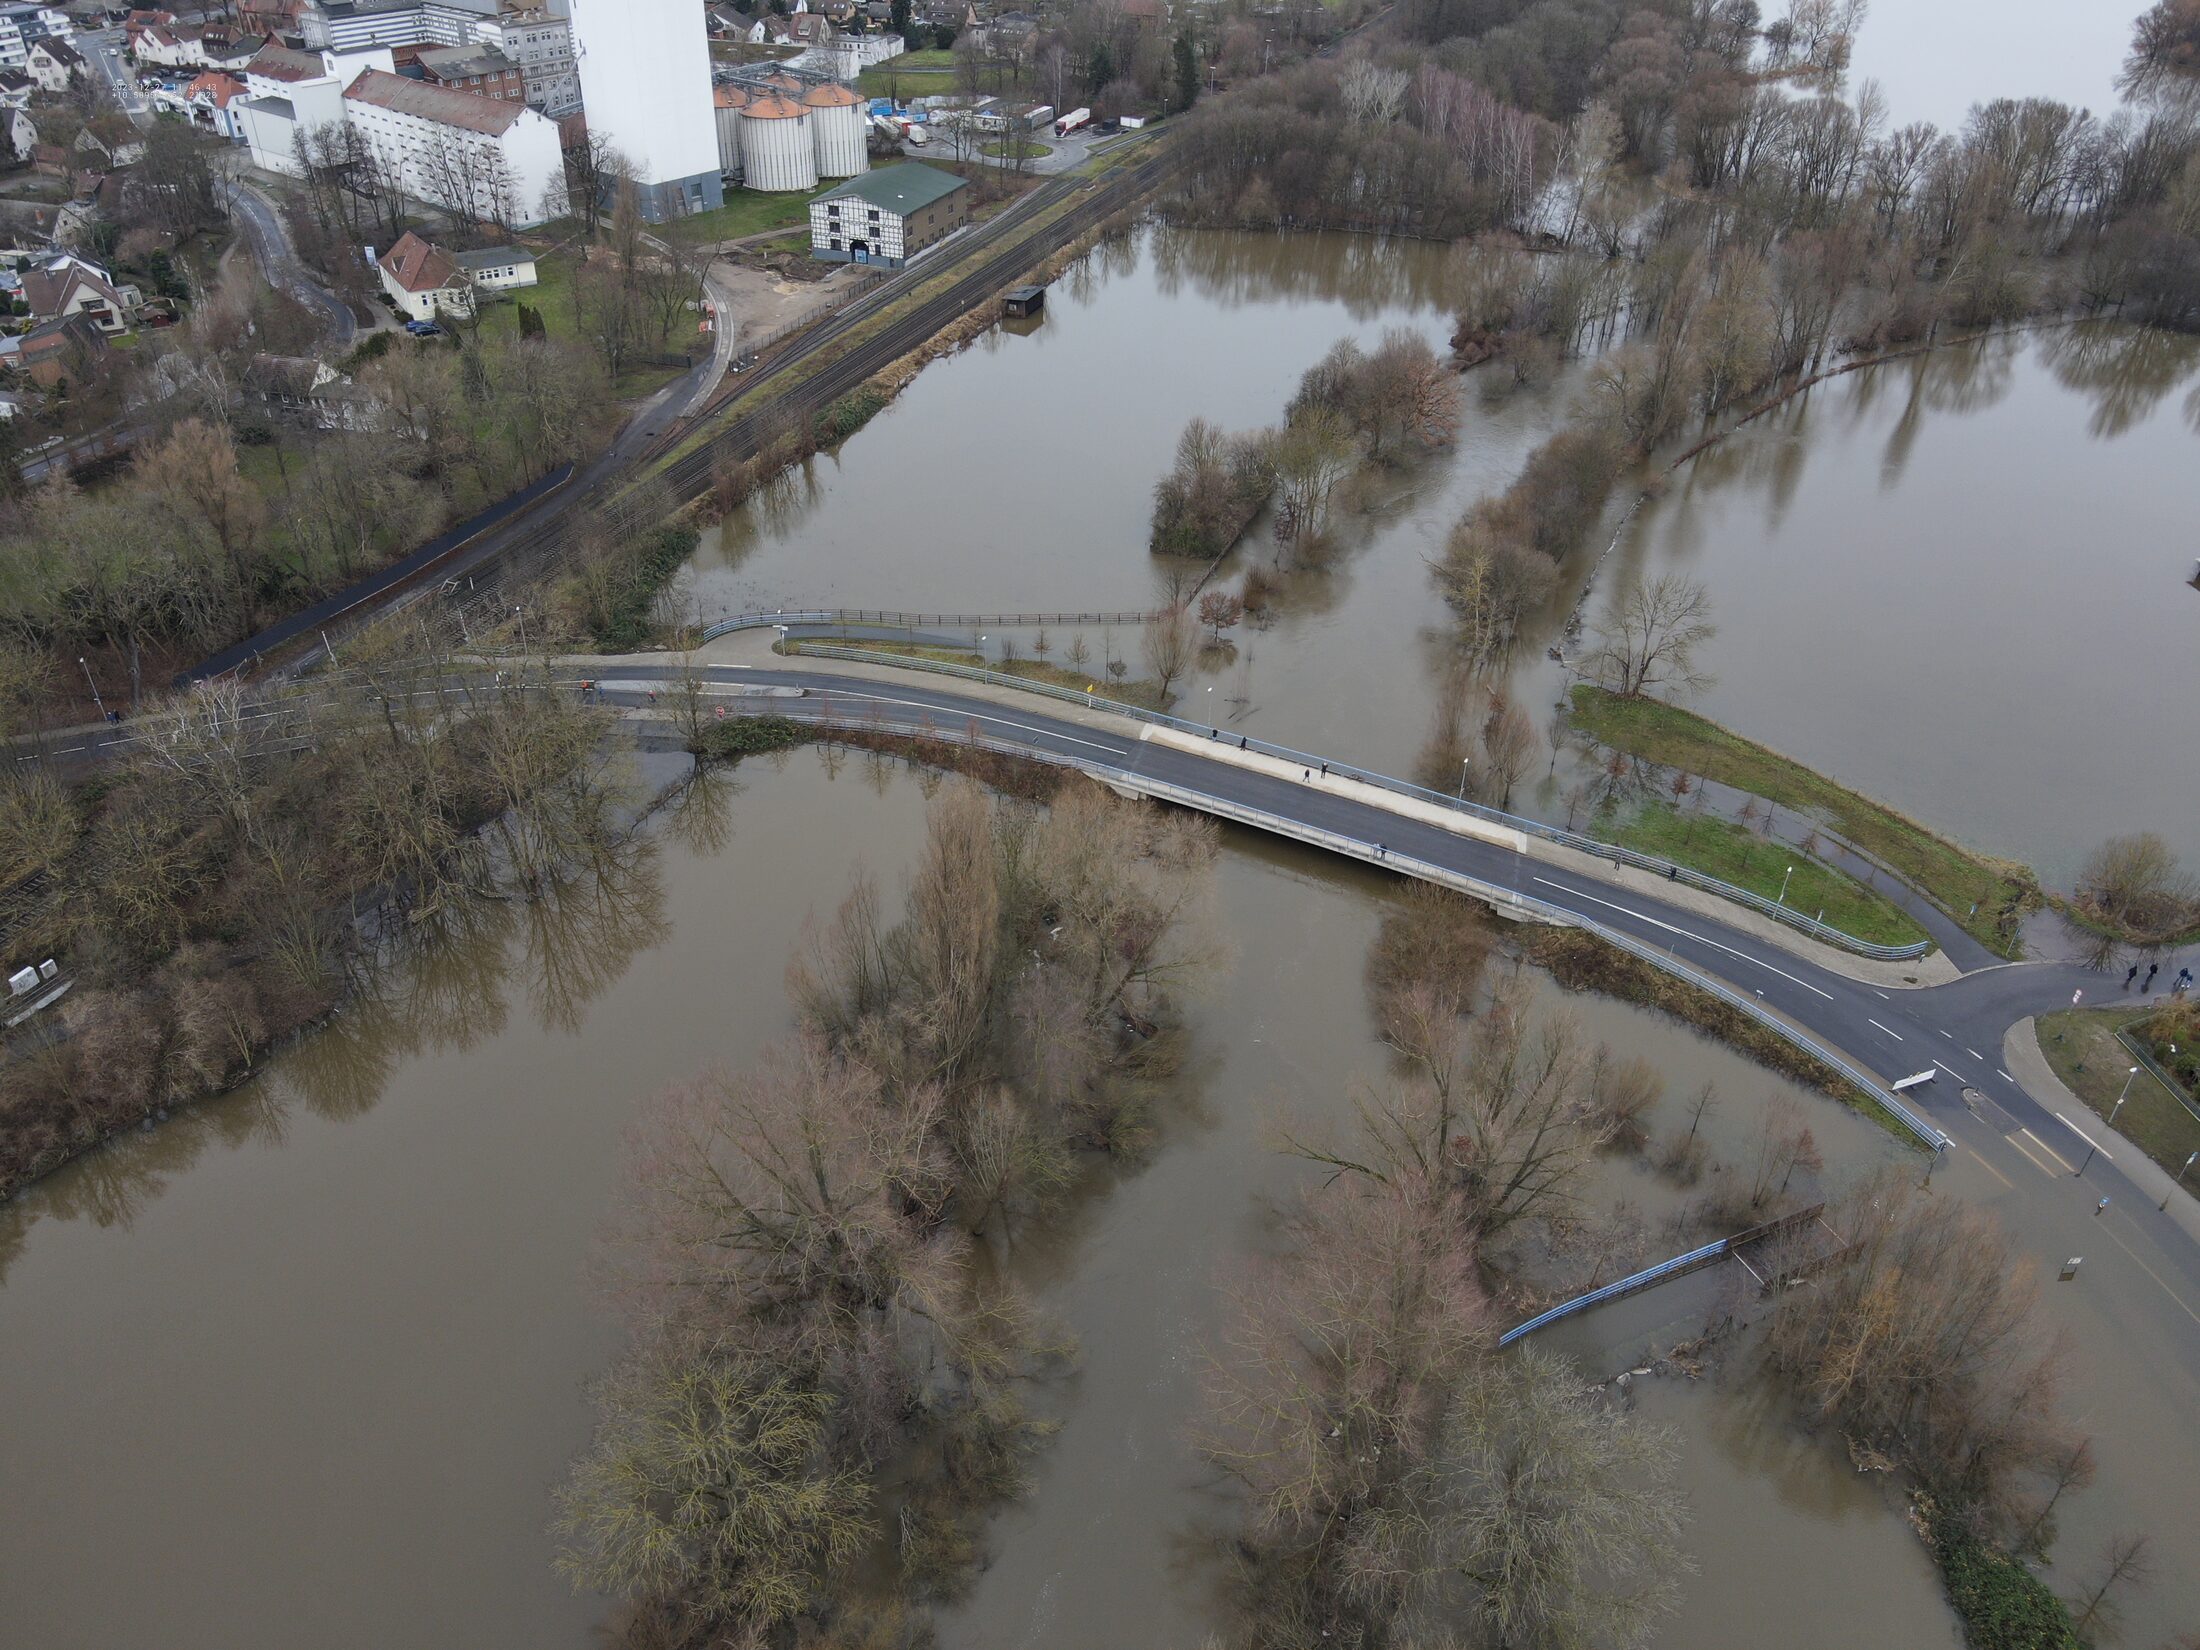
[2007,1131,2065,1179]
[1868,1019,1903,1041]
[2017,1127,2076,1176]
[2097,1221,2200,1329]
[1528,880,1834,1000]
[1964,1147,2016,1190]
[1998,1069,2016,1084]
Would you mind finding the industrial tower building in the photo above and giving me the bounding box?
[570,0,721,220]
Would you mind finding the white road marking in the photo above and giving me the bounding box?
[793,690,1126,756]
[1529,879,1833,1000]
[1998,1069,2015,1083]
[2052,1111,2111,1163]
[1937,1062,1969,1084]
[1967,1048,1985,1061]
[1939,1029,1952,1040]
[1868,1019,1903,1041]
[2009,1129,2068,1178]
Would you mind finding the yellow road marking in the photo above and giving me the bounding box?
[1963,1146,2016,1190]
[2097,1221,2200,1330]
[2018,1127,2077,1176]
[2009,1130,2067,1179]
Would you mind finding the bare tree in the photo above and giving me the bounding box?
[1140,604,1197,702]
[1585,574,1717,700]
[2067,1532,2153,1643]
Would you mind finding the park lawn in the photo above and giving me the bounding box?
[2037,1007,2200,1182]
[474,255,687,396]
[859,65,953,96]
[982,138,1052,159]
[663,184,835,246]
[1569,685,2037,956]
[1593,799,1931,950]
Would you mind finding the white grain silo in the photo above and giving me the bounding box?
[803,82,868,178]
[713,84,749,179]
[740,94,817,192]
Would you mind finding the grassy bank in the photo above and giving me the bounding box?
[1569,686,2036,956]
[1594,799,1929,950]
[786,638,1168,710]
[2036,1006,2200,1180]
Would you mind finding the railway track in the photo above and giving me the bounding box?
[466,147,1178,604]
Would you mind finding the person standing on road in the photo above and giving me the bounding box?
[2126,963,2141,989]
[2144,962,2160,991]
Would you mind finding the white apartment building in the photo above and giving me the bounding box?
[312,0,497,52]
[0,21,24,68]
[343,68,565,226]
[472,4,576,116]
[235,44,376,175]
[570,0,721,221]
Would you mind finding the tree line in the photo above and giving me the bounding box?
[554,779,1222,1644]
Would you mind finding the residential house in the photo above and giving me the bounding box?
[0,66,32,103]
[342,68,566,226]
[242,351,380,429]
[808,161,970,268]
[4,105,32,156]
[74,116,147,167]
[21,253,138,333]
[12,312,109,387]
[181,67,246,137]
[133,21,200,63]
[449,241,535,292]
[411,42,521,101]
[25,35,83,89]
[123,8,176,49]
[373,226,468,318]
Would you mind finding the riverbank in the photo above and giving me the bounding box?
[1567,686,2038,956]
[1590,799,1929,951]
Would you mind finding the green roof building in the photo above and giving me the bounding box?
[809,162,974,268]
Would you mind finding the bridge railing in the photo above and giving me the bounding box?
[751,633,1935,963]
[735,698,1951,1154]
[1495,1203,1828,1347]
[697,609,1160,641]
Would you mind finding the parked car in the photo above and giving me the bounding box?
[404,319,443,337]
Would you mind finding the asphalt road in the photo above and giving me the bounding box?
[223,180,358,351]
[78,30,147,117]
[587,663,2200,1291]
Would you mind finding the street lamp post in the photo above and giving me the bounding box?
[1778,864,1794,905]
[1458,756,1471,800]
[2109,1066,2140,1128]
[514,606,528,655]
[2164,1150,2199,1211]
[77,657,107,722]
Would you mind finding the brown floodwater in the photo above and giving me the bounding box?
[0,751,2029,1649]
[692,229,2198,886]
[11,232,2200,1647]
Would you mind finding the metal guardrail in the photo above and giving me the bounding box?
[731,699,1950,1154]
[754,634,1934,963]
[2117,1027,2200,1127]
[1495,1203,1828,1347]
[697,608,1159,642]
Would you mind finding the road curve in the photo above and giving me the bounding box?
[595,663,2200,1296]
[223,181,358,351]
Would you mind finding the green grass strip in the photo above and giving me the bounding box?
[1569,686,2036,956]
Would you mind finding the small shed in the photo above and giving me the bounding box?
[1003,284,1045,318]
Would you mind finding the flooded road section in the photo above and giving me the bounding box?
[694,227,2200,885]
[0,751,2026,1648]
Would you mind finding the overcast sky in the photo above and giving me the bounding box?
[1847,0,2141,132]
